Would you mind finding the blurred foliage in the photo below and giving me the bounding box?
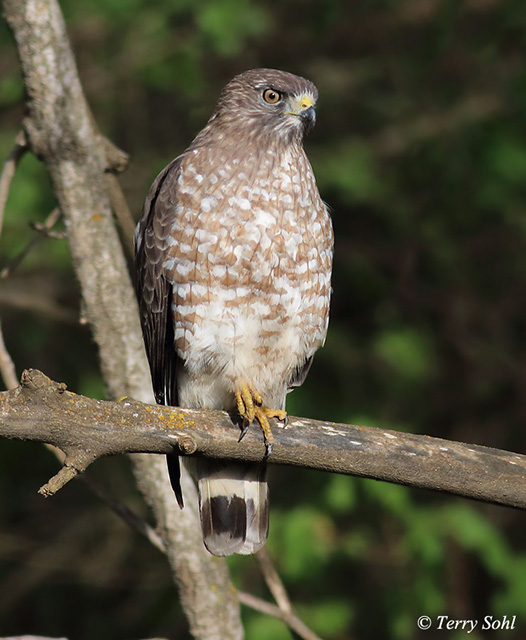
[2,0,526,638]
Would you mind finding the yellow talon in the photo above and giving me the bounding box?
[236,388,248,418]
[236,383,263,421]
[235,384,287,455]
[251,386,263,406]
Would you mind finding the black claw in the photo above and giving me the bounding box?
[238,419,251,442]
[264,441,273,459]
[282,414,289,428]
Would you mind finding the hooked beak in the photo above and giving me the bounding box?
[286,94,317,133]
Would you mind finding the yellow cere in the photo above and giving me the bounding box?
[300,95,313,110]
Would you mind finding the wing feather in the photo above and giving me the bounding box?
[134,155,184,507]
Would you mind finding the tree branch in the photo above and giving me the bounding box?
[0,207,62,279]
[0,320,18,390]
[0,130,27,237]
[79,472,167,554]
[2,369,526,511]
[255,547,293,615]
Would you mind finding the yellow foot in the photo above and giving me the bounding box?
[235,384,287,456]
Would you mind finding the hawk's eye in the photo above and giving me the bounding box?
[263,89,281,104]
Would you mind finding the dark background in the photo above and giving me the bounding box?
[1,0,526,638]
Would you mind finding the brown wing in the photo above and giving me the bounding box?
[134,156,184,507]
[287,355,314,391]
[134,156,182,406]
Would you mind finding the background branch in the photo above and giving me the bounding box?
[0,207,62,279]
[0,320,17,390]
[0,130,27,237]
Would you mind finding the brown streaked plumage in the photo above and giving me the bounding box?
[135,68,333,556]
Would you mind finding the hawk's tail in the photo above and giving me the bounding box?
[193,458,269,556]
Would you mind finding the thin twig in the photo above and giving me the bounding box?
[105,173,136,256]
[79,473,166,554]
[1,207,62,279]
[255,546,293,614]
[30,220,66,239]
[0,320,18,389]
[253,546,328,639]
[238,591,323,640]
[0,131,28,238]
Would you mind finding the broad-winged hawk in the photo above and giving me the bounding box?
[135,68,333,556]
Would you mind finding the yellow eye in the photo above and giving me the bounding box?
[263,89,281,104]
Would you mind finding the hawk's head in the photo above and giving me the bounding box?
[210,69,319,144]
